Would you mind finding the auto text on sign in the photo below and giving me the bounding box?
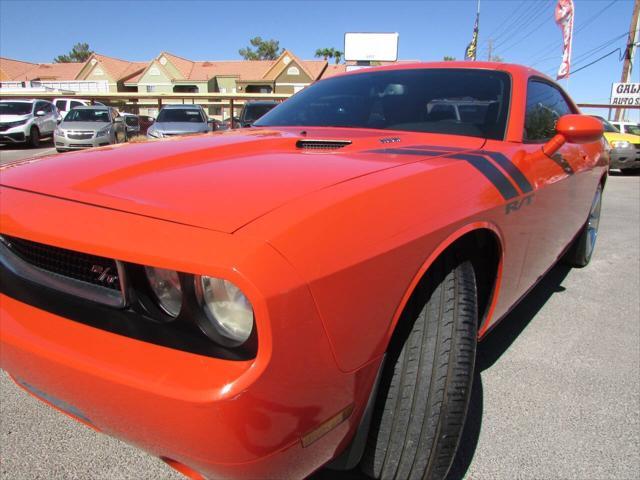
[610,83,640,106]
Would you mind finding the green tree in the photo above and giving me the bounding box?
[239,37,282,60]
[443,56,456,61]
[332,49,343,64]
[53,43,93,63]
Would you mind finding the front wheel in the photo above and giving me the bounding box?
[563,183,603,268]
[360,252,477,480]
[29,126,40,148]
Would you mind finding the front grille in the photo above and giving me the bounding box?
[1,235,122,292]
[0,124,11,132]
[296,139,352,150]
[69,144,92,148]
[67,132,94,140]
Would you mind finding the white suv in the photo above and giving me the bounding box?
[0,99,58,147]
[53,98,105,120]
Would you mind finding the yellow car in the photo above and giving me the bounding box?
[594,116,640,173]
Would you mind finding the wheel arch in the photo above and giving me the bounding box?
[385,223,504,345]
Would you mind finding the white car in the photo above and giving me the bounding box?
[0,99,58,147]
[53,98,105,120]
[611,121,640,136]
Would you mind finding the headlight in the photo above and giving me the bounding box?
[145,267,183,318]
[611,140,631,149]
[96,125,111,137]
[147,128,162,138]
[4,119,28,128]
[54,128,64,137]
[195,276,254,346]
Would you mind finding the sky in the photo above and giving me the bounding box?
[0,0,638,121]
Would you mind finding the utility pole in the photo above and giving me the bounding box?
[614,0,640,121]
[487,38,494,61]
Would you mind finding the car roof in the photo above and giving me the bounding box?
[161,104,204,110]
[0,99,38,103]
[72,105,110,110]
[331,61,551,82]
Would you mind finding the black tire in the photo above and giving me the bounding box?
[29,126,40,148]
[360,252,478,480]
[563,183,603,268]
[55,148,66,153]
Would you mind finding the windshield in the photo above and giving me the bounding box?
[64,109,111,122]
[256,68,511,140]
[623,124,640,136]
[243,104,277,123]
[157,109,205,123]
[593,117,620,133]
[0,102,33,116]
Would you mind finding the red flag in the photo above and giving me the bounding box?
[555,0,575,80]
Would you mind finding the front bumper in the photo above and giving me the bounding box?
[54,132,111,150]
[0,124,29,143]
[0,187,377,479]
[609,145,640,170]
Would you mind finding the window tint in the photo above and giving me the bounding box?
[156,108,206,123]
[34,101,45,113]
[256,69,511,140]
[70,101,84,109]
[55,100,67,111]
[524,80,573,142]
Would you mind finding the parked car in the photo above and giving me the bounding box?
[592,116,640,173]
[0,63,605,480]
[238,100,278,127]
[0,99,58,147]
[53,98,106,120]
[54,106,126,152]
[147,105,211,138]
[120,113,140,138]
[218,116,240,130]
[611,120,640,136]
[137,114,155,135]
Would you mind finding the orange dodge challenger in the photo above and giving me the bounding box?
[0,63,605,480]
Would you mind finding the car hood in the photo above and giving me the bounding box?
[0,127,484,233]
[60,121,110,131]
[0,114,31,123]
[152,122,208,134]
[603,131,640,143]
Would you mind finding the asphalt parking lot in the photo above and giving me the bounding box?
[0,144,638,479]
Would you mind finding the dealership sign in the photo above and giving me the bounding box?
[610,83,640,106]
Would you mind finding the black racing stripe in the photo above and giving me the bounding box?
[478,150,533,193]
[550,153,575,175]
[366,147,520,201]
[406,145,468,152]
[366,148,451,156]
[449,153,520,200]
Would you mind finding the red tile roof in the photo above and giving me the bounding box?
[89,54,146,81]
[0,57,38,81]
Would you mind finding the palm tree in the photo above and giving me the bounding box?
[315,48,334,61]
[332,49,343,64]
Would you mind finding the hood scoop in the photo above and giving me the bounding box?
[296,139,352,150]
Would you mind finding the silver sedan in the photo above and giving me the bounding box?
[54,106,127,152]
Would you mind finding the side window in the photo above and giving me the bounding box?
[55,100,67,111]
[34,101,45,113]
[70,100,83,109]
[524,80,573,142]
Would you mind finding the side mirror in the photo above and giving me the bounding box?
[542,114,603,156]
[35,110,46,117]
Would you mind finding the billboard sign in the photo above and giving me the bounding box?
[610,83,640,106]
[344,32,399,62]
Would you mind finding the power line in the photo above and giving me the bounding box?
[570,48,622,75]
[491,1,554,54]
[480,0,548,53]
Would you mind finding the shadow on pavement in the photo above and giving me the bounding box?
[311,263,572,480]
